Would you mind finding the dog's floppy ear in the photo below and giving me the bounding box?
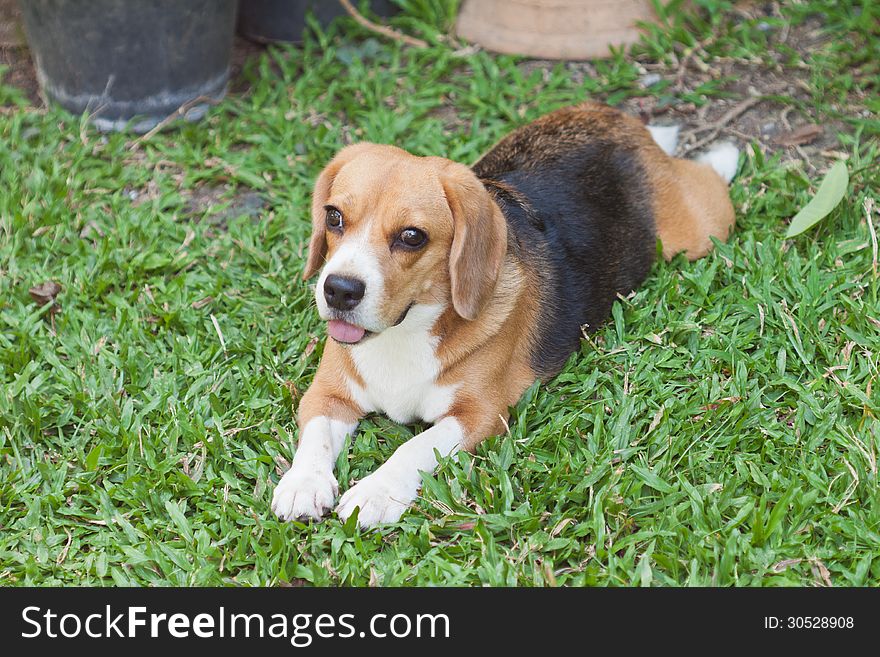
[303,143,373,280]
[441,162,507,320]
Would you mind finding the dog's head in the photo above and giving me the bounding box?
[303,143,507,344]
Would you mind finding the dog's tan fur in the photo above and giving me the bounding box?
[297,143,540,449]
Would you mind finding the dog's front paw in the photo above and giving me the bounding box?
[335,472,416,528]
[272,466,338,522]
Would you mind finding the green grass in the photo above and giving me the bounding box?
[1,0,878,586]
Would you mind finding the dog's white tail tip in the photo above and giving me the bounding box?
[696,142,740,183]
[647,124,680,156]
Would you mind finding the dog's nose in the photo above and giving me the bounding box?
[323,274,366,311]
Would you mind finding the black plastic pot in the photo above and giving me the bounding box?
[18,0,237,132]
[237,0,398,44]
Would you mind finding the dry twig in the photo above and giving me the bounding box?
[338,0,428,49]
[679,96,763,156]
[865,196,877,279]
[129,95,218,150]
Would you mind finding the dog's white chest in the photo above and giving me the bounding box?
[347,305,456,424]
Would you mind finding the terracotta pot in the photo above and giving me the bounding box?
[456,0,658,60]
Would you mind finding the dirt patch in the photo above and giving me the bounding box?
[180,185,267,229]
[514,7,863,172]
[123,177,266,232]
[0,45,40,105]
[660,14,848,170]
[427,102,464,132]
[0,0,41,106]
[0,0,25,47]
[228,37,269,96]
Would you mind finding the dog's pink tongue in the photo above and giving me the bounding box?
[328,320,366,344]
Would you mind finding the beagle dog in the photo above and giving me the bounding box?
[272,102,738,528]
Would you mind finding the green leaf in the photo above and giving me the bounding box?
[141,252,172,270]
[637,555,653,587]
[765,487,796,540]
[164,500,193,543]
[84,444,104,471]
[630,464,676,494]
[341,506,360,538]
[785,160,849,237]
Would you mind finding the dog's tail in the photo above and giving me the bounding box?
[695,142,739,184]
[643,123,737,260]
[647,125,739,184]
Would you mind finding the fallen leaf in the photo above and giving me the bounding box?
[785,160,849,238]
[646,406,664,435]
[29,281,63,318]
[551,517,574,537]
[274,454,291,475]
[701,396,742,411]
[29,281,62,305]
[810,558,833,587]
[79,220,104,239]
[304,336,319,357]
[191,296,214,309]
[771,558,802,573]
[773,124,823,146]
[283,380,301,402]
[93,336,107,355]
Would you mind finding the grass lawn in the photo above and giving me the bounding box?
[1,0,878,587]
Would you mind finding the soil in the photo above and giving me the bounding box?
[624,12,856,172]
[0,0,41,105]
[181,185,267,229]
[515,11,862,172]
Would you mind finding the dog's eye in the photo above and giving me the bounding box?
[395,227,428,250]
[325,207,343,231]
